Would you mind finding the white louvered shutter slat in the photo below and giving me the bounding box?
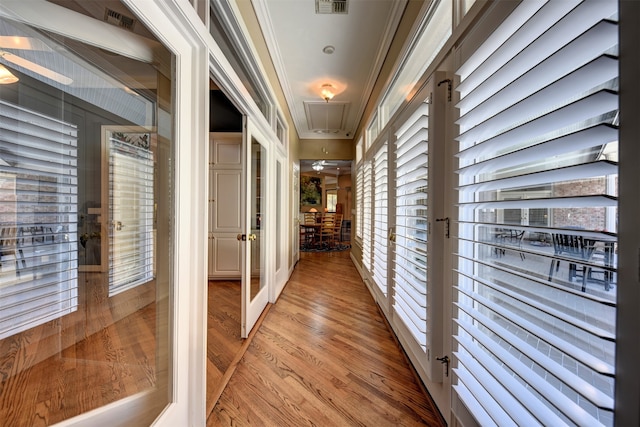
[453,1,618,425]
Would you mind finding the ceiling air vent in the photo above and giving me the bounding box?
[315,0,348,14]
[104,8,137,31]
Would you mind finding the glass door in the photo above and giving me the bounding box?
[241,120,269,338]
[0,3,176,424]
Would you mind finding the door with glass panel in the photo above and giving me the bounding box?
[241,120,269,338]
[0,3,175,425]
[292,162,300,263]
[275,156,289,293]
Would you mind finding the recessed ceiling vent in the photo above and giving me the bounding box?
[315,0,348,14]
[104,8,137,31]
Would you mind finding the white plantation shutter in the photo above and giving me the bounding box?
[108,137,154,296]
[372,142,388,296]
[355,164,363,240]
[361,160,373,271]
[393,101,429,351]
[0,100,78,339]
[453,1,618,426]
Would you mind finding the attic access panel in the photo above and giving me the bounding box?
[304,101,349,133]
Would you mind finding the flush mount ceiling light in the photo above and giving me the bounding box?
[320,83,335,102]
[0,64,18,84]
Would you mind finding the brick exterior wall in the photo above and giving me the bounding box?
[552,177,616,232]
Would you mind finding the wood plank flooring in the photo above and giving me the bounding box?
[207,279,244,414]
[207,250,445,426]
[2,250,443,426]
[0,275,157,426]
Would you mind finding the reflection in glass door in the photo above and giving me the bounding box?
[0,4,173,425]
[104,126,155,297]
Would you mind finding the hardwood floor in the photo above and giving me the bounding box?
[1,250,443,426]
[207,279,243,413]
[0,275,158,426]
[207,250,445,426]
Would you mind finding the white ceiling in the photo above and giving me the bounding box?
[252,0,407,140]
[26,0,408,145]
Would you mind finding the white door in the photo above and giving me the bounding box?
[241,120,269,338]
[209,133,243,278]
[274,156,289,295]
[103,126,155,297]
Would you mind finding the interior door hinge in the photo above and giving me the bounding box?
[436,217,449,238]
[437,78,452,101]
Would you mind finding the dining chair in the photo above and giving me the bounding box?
[300,213,317,249]
[303,213,317,225]
[317,214,336,248]
[332,214,343,244]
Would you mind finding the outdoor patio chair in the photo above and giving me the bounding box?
[548,233,606,292]
[501,229,526,260]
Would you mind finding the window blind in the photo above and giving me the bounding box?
[453,1,618,426]
[356,165,363,240]
[0,100,78,339]
[393,101,429,351]
[372,142,388,296]
[108,137,154,296]
[361,161,373,271]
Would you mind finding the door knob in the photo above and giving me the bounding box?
[237,234,256,241]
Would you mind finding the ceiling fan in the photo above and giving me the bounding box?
[0,35,73,85]
[311,160,338,171]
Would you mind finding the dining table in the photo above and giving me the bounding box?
[299,223,321,249]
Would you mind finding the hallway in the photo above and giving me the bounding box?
[207,250,444,426]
